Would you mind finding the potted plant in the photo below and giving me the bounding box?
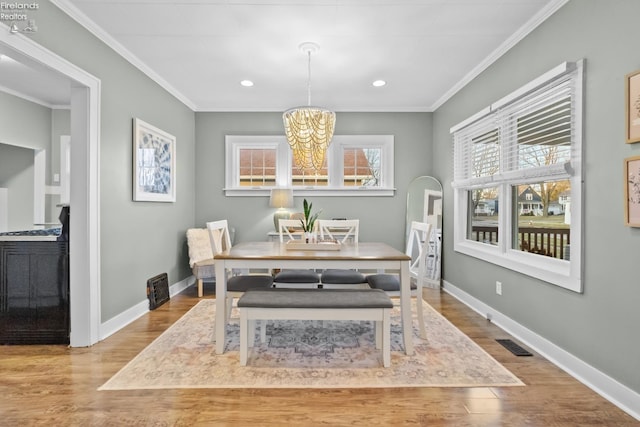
[300,198,320,242]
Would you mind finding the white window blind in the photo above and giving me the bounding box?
[453,118,499,188]
[453,63,578,188]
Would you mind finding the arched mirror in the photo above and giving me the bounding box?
[406,176,443,288]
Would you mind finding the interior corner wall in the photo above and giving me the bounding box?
[432,0,640,394]
[0,91,51,150]
[194,112,432,251]
[0,144,34,231]
[31,2,196,322]
[0,91,51,231]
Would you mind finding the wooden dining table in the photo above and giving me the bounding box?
[213,241,413,355]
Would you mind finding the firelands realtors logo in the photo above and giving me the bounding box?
[1,2,39,34]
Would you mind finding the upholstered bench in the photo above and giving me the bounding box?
[237,288,394,367]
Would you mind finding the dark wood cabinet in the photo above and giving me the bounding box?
[0,241,69,344]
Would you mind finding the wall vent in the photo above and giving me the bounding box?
[147,273,170,310]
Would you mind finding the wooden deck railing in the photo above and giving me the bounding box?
[471,226,570,260]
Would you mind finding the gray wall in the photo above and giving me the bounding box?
[0,91,51,150]
[27,3,196,321]
[0,144,34,231]
[432,0,640,394]
[0,91,52,231]
[0,97,70,227]
[194,112,432,250]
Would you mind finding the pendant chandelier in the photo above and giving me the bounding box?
[283,42,336,171]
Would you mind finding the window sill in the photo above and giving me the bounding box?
[224,188,396,197]
[454,240,581,292]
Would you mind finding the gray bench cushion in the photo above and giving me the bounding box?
[238,288,393,309]
[320,269,367,284]
[366,274,417,292]
[273,269,320,283]
[227,275,274,292]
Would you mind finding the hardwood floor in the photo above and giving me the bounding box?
[1,286,637,426]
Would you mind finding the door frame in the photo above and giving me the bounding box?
[1,29,102,346]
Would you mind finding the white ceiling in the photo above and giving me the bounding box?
[0,45,72,108]
[2,0,566,111]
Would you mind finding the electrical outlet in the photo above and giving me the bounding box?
[496,281,502,295]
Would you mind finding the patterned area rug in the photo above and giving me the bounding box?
[99,299,524,390]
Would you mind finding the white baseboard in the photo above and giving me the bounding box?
[99,276,195,341]
[169,276,194,298]
[442,280,640,421]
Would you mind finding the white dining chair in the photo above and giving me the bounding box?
[273,219,321,288]
[318,219,359,244]
[206,220,273,339]
[366,221,432,339]
[317,219,368,289]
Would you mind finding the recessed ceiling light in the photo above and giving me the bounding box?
[240,80,254,87]
[372,80,386,87]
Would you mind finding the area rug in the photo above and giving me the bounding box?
[99,299,524,390]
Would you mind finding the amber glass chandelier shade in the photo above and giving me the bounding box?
[283,107,335,171]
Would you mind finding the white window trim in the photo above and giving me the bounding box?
[224,135,291,190]
[224,134,395,197]
[451,60,584,293]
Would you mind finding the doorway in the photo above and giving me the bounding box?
[1,31,101,346]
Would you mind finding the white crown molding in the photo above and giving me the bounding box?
[51,0,197,111]
[430,0,570,111]
[442,280,640,422]
[0,85,70,109]
[196,106,432,113]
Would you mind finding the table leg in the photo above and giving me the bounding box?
[215,260,227,354]
[399,260,414,355]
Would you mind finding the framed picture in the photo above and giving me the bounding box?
[625,69,640,143]
[133,118,176,202]
[624,156,640,226]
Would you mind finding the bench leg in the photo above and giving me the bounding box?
[382,308,390,368]
[248,319,256,348]
[226,297,233,324]
[240,310,249,366]
[197,278,203,298]
[416,288,427,339]
[260,321,267,343]
[374,320,382,350]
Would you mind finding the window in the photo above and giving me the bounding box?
[451,61,583,292]
[225,135,394,196]
[239,148,276,187]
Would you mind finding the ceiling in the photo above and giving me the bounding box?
[2,0,565,111]
[0,45,72,108]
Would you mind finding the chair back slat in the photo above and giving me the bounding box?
[278,219,308,242]
[206,219,233,254]
[317,219,359,244]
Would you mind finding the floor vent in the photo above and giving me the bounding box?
[147,273,170,310]
[496,339,533,356]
